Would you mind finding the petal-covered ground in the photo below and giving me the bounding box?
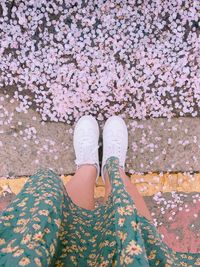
[0,1,199,122]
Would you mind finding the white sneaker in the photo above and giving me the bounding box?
[101,116,128,183]
[73,115,100,181]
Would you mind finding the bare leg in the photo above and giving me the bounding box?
[103,167,153,223]
[64,164,97,211]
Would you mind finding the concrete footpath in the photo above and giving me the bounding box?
[1,93,200,177]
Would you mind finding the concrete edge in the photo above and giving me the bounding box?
[1,172,200,197]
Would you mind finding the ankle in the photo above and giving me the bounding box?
[76,164,98,178]
[102,166,129,184]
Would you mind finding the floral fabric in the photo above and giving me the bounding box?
[0,156,199,266]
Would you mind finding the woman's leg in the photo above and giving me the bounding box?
[64,164,97,211]
[103,167,153,223]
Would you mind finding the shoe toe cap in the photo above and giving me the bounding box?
[75,116,99,133]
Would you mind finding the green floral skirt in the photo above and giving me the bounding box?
[0,156,199,266]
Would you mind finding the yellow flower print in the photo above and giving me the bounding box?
[0,238,5,245]
[6,207,14,212]
[55,260,65,267]
[17,219,29,225]
[2,222,11,227]
[166,258,175,265]
[71,244,77,250]
[17,202,26,207]
[34,257,42,267]
[104,240,109,246]
[70,255,77,265]
[21,234,32,245]
[87,259,96,267]
[117,207,125,215]
[131,221,138,230]
[54,218,61,228]
[33,232,44,241]
[33,217,40,222]
[116,198,122,204]
[108,251,116,260]
[89,237,97,243]
[13,227,24,233]
[180,262,188,267]
[109,241,116,247]
[44,199,53,206]
[76,232,81,239]
[146,236,155,239]
[124,256,133,264]
[118,218,125,226]
[30,208,37,213]
[7,239,16,246]
[19,257,30,266]
[124,205,134,215]
[126,205,133,212]
[120,250,126,265]
[44,228,50,234]
[53,206,57,213]
[13,249,24,257]
[148,250,156,260]
[19,212,26,217]
[2,216,10,220]
[20,227,27,234]
[117,231,127,242]
[99,260,109,267]
[113,180,121,186]
[180,254,187,259]
[63,211,69,217]
[107,230,112,235]
[50,244,55,255]
[88,253,96,259]
[126,240,142,256]
[11,246,18,252]
[195,258,200,265]
[38,209,49,216]
[35,249,43,256]
[26,243,35,249]
[32,224,41,230]
[148,239,156,244]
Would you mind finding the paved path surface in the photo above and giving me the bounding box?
[1,93,200,177]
